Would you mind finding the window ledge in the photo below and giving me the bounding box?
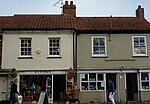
[140,90,150,92]
[91,56,108,58]
[18,56,33,59]
[132,56,149,58]
[105,58,135,61]
[47,56,62,59]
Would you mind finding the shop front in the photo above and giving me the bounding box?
[18,70,66,103]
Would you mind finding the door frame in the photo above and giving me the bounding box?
[126,73,138,101]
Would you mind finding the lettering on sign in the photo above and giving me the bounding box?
[35,70,51,73]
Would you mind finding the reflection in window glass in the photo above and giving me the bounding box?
[81,82,88,90]
[81,74,88,81]
[92,36,107,56]
[132,36,147,56]
[89,73,96,81]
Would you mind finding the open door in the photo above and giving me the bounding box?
[106,73,117,103]
[53,75,66,103]
[126,73,138,101]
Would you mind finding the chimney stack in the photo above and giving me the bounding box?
[136,5,144,18]
[63,1,76,17]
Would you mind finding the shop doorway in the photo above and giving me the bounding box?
[126,73,138,101]
[106,73,117,103]
[53,75,66,103]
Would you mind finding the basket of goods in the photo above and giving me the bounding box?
[72,83,80,99]
[9,68,17,78]
[67,67,75,79]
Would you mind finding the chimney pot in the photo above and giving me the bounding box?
[70,1,73,5]
[65,1,68,5]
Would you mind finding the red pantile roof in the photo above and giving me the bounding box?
[4,15,76,30]
[76,17,150,32]
[0,15,150,33]
[0,16,13,33]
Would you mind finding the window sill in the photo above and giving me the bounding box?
[91,56,108,58]
[105,58,135,61]
[18,56,33,59]
[47,56,62,59]
[140,89,150,91]
[132,56,149,58]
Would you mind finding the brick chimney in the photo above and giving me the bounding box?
[136,5,144,18]
[63,1,76,17]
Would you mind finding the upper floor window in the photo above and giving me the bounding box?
[80,73,105,91]
[20,38,32,57]
[92,36,107,57]
[49,37,60,57]
[132,36,147,56]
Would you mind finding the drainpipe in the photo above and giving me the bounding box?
[73,30,77,82]
[137,69,141,102]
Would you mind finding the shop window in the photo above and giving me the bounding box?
[140,73,150,90]
[80,73,105,91]
[20,75,52,101]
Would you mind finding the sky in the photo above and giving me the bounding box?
[0,0,150,22]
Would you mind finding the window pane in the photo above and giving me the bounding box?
[141,73,149,80]
[140,37,145,46]
[89,73,96,81]
[97,82,104,90]
[81,74,88,81]
[142,82,149,90]
[97,74,103,81]
[89,82,96,90]
[81,82,88,90]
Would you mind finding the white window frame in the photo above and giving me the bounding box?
[132,36,147,56]
[48,37,61,57]
[80,73,105,91]
[140,72,150,91]
[20,38,32,57]
[91,36,107,57]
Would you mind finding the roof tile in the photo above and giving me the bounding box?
[0,15,150,32]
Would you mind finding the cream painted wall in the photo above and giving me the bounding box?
[2,30,74,70]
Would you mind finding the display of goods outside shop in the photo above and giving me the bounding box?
[67,67,75,79]
[72,83,80,99]
[9,68,17,78]
[72,88,80,99]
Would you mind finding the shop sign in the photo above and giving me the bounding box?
[35,70,51,74]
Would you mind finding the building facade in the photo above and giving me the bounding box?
[0,1,150,103]
[76,6,150,103]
